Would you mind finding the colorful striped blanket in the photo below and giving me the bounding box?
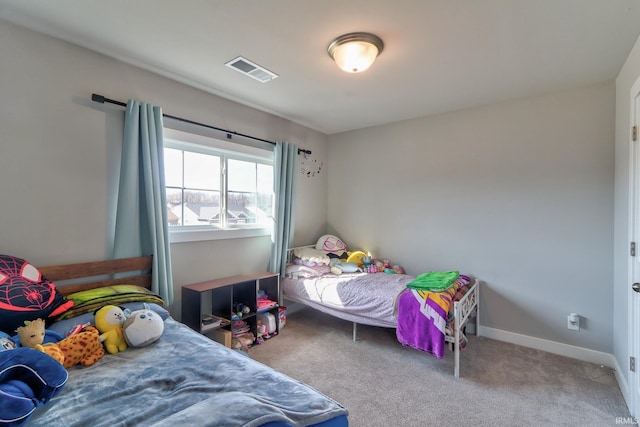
[396,275,470,359]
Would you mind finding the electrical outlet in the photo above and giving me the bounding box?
[567,313,579,331]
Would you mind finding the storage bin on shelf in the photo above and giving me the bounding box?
[256,312,277,335]
[278,306,287,330]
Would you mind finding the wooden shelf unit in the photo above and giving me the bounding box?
[181,272,280,344]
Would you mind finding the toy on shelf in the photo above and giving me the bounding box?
[231,319,254,351]
[256,320,267,344]
[232,302,251,320]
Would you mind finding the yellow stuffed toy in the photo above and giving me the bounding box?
[94,305,128,354]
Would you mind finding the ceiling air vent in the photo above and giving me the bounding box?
[225,56,278,83]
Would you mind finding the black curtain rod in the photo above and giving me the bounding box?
[91,93,312,155]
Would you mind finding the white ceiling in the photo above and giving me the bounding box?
[1,0,640,135]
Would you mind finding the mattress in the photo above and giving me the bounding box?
[282,272,415,328]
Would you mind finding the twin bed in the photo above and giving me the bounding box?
[282,245,480,378]
[6,256,348,427]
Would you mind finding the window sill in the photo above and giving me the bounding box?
[169,226,272,244]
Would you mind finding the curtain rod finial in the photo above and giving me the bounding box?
[91,94,105,103]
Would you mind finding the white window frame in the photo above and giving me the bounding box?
[163,128,274,244]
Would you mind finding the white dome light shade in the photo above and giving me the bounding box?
[328,32,384,74]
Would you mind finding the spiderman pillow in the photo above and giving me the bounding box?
[0,255,74,334]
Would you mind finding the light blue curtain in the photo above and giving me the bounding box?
[113,100,174,305]
[269,141,298,277]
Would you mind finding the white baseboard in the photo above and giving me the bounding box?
[478,325,617,368]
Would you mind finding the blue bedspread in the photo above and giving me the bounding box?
[28,318,348,426]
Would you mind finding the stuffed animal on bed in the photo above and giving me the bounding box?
[94,305,128,354]
[123,307,164,348]
[15,319,46,351]
[330,262,362,275]
[15,319,65,365]
[55,325,105,369]
[15,318,105,368]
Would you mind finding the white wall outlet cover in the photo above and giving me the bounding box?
[568,313,580,330]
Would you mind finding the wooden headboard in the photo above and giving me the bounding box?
[39,256,153,296]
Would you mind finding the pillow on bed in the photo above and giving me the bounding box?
[54,285,164,321]
[0,254,74,334]
[315,234,348,258]
[292,247,330,266]
[47,302,169,337]
[286,264,331,278]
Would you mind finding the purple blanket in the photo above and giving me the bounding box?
[396,276,469,359]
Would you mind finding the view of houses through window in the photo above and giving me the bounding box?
[163,135,274,229]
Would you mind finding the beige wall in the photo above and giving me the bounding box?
[328,82,615,353]
[0,21,328,320]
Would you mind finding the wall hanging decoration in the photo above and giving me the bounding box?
[300,153,323,178]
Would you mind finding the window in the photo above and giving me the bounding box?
[163,128,274,242]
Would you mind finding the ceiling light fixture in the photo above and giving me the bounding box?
[327,32,384,74]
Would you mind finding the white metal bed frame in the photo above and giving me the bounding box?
[448,279,479,378]
[284,246,480,377]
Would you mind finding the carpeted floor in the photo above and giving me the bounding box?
[249,307,631,427]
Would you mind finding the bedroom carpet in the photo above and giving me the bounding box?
[249,307,630,427]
